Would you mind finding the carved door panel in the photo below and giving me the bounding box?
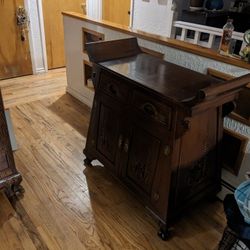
[120,110,173,219]
[175,108,219,206]
[124,125,161,195]
[96,93,125,172]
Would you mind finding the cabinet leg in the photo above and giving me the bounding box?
[4,174,24,199]
[12,183,25,196]
[84,157,93,166]
[158,224,170,241]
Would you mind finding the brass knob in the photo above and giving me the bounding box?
[164,145,171,156]
[118,135,123,149]
[124,139,129,153]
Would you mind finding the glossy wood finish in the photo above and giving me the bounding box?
[0,0,32,80]
[86,37,141,63]
[84,38,250,238]
[62,11,250,70]
[42,0,83,69]
[102,0,131,26]
[0,90,22,197]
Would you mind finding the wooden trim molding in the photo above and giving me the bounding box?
[62,11,250,70]
[140,47,164,59]
[222,128,248,176]
[82,28,104,53]
[207,68,234,81]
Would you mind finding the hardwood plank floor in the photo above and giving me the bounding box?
[0,70,226,249]
[0,68,67,109]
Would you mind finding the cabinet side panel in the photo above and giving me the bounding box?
[174,108,220,210]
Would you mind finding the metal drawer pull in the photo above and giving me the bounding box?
[153,192,160,201]
[142,102,158,117]
[124,139,129,153]
[164,145,171,156]
[118,135,123,149]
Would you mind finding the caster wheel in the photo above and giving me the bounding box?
[158,229,169,241]
[84,157,92,166]
[13,184,25,196]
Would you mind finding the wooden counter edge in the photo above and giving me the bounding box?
[62,11,250,71]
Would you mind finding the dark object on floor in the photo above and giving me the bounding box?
[0,90,22,198]
[219,194,250,249]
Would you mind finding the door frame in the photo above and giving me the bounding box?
[25,0,48,74]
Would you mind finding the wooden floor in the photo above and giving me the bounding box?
[0,69,226,249]
[0,68,67,109]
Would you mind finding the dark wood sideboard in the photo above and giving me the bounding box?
[83,38,250,240]
[0,90,22,197]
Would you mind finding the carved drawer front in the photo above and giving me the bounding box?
[99,72,130,103]
[132,91,172,128]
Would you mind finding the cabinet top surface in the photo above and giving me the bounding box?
[100,53,217,103]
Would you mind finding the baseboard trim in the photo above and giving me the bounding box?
[66,87,93,107]
[35,68,47,74]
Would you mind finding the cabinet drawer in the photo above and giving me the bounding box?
[99,72,130,102]
[132,91,172,128]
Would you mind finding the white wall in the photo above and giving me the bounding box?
[132,0,174,37]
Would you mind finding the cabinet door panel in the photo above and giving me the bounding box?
[125,125,161,194]
[96,94,124,172]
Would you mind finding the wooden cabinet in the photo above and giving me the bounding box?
[83,38,250,240]
[0,91,22,197]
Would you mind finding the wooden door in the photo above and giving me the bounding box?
[42,0,83,69]
[0,0,32,80]
[102,0,131,26]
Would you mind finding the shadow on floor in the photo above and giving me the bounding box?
[48,94,91,138]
